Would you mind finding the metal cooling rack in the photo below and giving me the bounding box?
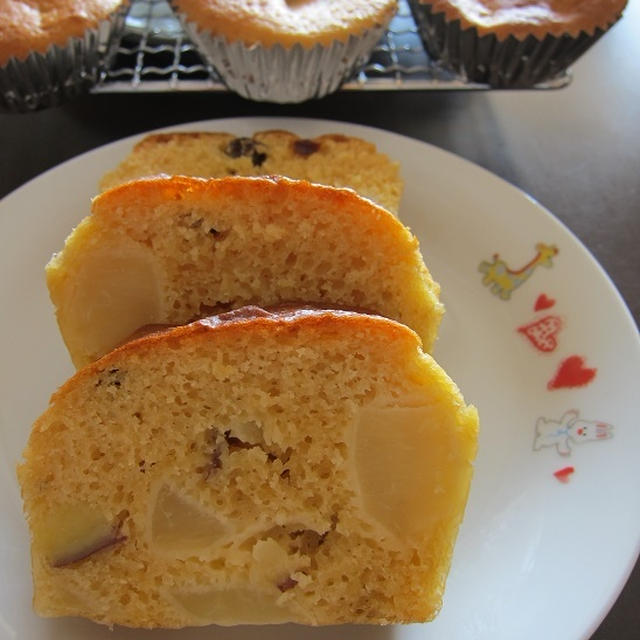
[95,0,570,93]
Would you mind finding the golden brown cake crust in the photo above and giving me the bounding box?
[94,173,396,225]
[58,306,417,397]
[77,306,417,396]
[173,0,398,47]
[0,0,123,65]
[422,0,627,39]
[133,130,378,153]
[99,129,403,214]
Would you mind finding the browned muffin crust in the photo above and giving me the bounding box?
[0,0,123,65]
[422,0,627,39]
[173,0,398,47]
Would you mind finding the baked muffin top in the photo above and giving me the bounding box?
[174,0,397,47]
[0,0,123,65]
[422,0,627,39]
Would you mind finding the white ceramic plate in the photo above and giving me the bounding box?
[0,117,638,640]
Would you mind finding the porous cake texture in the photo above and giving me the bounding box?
[46,175,443,369]
[99,130,403,214]
[18,308,478,628]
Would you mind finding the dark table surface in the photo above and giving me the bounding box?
[1,1,638,638]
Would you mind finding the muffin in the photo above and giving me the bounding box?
[0,0,128,112]
[18,307,478,627]
[100,129,403,213]
[46,175,443,368]
[171,0,397,102]
[408,0,628,87]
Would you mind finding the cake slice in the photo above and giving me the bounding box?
[99,129,403,213]
[46,175,443,369]
[18,307,478,628]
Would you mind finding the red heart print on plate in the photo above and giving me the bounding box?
[518,315,563,352]
[534,293,555,311]
[548,356,597,390]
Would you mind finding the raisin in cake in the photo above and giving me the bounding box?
[99,130,402,213]
[46,175,443,369]
[18,307,478,628]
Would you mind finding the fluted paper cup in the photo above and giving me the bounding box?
[178,14,388,103]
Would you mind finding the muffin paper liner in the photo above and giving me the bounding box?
[0,5,128,113]
[408,0,615,87]
[177,13,388,103]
